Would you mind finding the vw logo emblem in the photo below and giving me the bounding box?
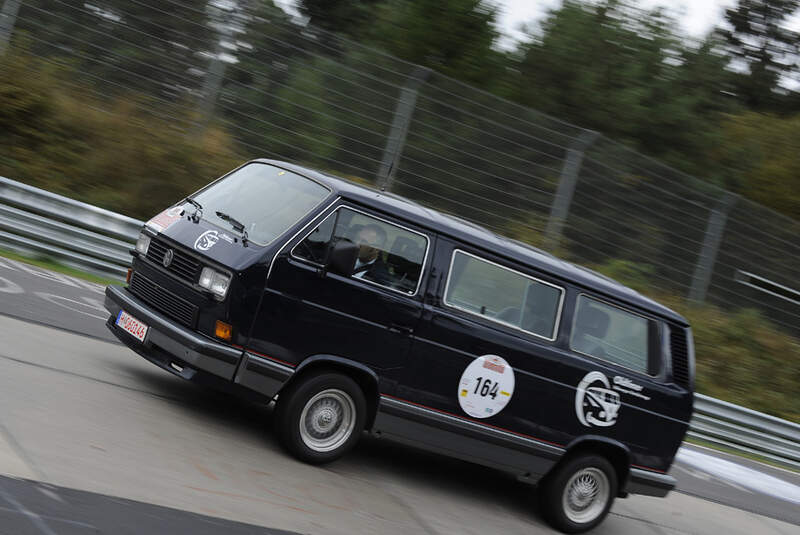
[162,248,174,268]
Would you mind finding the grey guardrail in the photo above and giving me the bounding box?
[1,176,798,467]
[0,176,143,279]
[689,394,800,469]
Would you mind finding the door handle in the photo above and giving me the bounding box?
[388,323,414,336]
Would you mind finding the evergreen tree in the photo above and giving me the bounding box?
[369,0,505,88]
[718,0,800,110]
[508,1,734,178]
[297,0,383,40]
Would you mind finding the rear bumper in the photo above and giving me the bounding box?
[625,467,676,497]
[104,285,242,382]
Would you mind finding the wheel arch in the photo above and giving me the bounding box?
[280,354,381,429]
[552,435,631,496]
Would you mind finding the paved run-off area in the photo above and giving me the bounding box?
[0,314,797,535]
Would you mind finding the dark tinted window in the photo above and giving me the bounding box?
[570,296,651,373]
[293,208,428,294]
[444,251,563,340]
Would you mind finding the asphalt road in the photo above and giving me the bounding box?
[0,256,798,534]
[0,255,113,342]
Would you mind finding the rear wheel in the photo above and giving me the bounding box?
[274,372,366,464]
[539,455,617,533]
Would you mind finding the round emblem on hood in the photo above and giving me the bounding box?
[162,248,174,268]
[194,230,220,251]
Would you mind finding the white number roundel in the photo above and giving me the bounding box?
[457,355,515,419]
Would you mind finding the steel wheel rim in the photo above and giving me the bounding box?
[562,467,610,524]
[299,389,356,453]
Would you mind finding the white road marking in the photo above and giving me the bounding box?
[676,447,800,504]
[687,442,800,477]
[33,293,107,321]
[0,481,59,535]
[10,260,79,288]
[0,257,106,294]
[675,464,712,481]
[675,464,754,493]
[0,276,24,294]
[36,487,65,503]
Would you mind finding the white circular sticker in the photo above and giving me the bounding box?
[457,355,515,419]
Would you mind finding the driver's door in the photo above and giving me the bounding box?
[249,204,432,392]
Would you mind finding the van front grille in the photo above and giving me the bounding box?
[129,273,197,327]
[670,327,690,388]
[146,238,202,284]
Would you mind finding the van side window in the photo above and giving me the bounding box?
[444,251,563,340]
[294,207,428,294]
[570,296,651,374]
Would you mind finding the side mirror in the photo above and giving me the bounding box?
[326,239,358,276]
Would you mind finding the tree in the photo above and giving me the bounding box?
[297,0,383,40]
[368,0,505,88]
[713,111,800,219]
[13,0,216,99]
[506,1,735,179]
[718,0,800,110]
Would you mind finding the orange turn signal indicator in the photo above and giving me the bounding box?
[126,268,133,284]
[215,320,233,341]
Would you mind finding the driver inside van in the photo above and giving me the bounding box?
[352,223,392,285]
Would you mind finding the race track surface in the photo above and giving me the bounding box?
[0,256,797,534]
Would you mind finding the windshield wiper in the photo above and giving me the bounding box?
[184,197,203,223]
[215,210,249,246]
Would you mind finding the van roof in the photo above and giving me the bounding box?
[265,159,688,326]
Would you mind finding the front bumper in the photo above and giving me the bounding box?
[104,285,242,382]
[625,467,676,497]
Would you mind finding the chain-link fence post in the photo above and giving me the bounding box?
[376,66,431,191]
[688,191,738,304]
[191,5,237,137]
[0,0,22,56]
[542,130,599,251]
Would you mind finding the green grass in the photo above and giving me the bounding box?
[684,436,800,474]
[0,248,123,286]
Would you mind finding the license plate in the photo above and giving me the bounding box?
[116,310,149,342]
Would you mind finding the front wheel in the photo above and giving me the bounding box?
[539,455,618,533]
[274,372,366,464]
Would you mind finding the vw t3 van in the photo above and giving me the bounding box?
[104,160,694,533]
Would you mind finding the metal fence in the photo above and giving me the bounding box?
[0,176,798,469]
[0,176,140,278]
[691,394,800,470]
[3,0,798,335]
[2,0,800,453]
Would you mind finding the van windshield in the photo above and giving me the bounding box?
[191,163,331,246]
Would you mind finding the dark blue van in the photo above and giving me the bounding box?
[104,160,694,533]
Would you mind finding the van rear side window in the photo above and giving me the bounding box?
[443,250,564,340]
[570,296,651,374]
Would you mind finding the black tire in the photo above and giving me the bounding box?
[538,455,618,534]
[274,372,367,464]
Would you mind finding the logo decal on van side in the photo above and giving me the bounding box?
[194,230,220,251]
[613,375,651,401]
[458,355,515,419]
[575,371,621,427]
